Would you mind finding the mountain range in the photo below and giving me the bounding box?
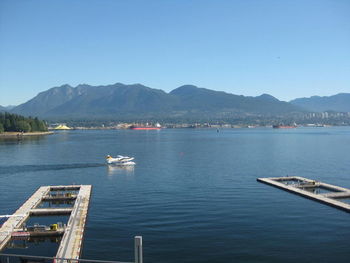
[8,83,303,120]
[290,93,350,112]
[3,83,349,120]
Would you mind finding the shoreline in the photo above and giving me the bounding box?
[0,131,54,138]
[51,125,341,130]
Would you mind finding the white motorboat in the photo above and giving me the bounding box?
[106,155,136,166]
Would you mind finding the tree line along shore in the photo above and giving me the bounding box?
[0,112,49,135]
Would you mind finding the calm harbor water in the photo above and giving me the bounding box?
[1,127,350,262]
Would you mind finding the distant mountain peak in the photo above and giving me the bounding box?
[257,94,279,101]
[76,83,91,88]
[130,83,150,89]
[170,85,202,95]
[59,84,73,88]
[178,84,199,89]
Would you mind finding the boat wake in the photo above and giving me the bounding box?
[0,163,105,175]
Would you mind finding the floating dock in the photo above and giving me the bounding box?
[56,185,92,259]
[257,176,350,213]
[0,186,50,251]
[0,185,92,259]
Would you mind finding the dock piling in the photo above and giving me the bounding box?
[134,236,143,263]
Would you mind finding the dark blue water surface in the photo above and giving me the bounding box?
[1,128,350,262]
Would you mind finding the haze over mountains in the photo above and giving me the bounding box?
[0,105,15,112]
[3,83,350,120]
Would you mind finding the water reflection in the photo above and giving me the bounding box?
[7,236,62,249]
[37,200,75,208]
[0,163,105,175]
[0,134,50,145]
[107,165,135,176]
[3,236,62,257]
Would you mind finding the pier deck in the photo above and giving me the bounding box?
[0,185,92,258]
[257,176,350,213]
[56,185,92,259]
[0,186,50,251]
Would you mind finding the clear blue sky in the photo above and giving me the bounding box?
[0,0,349,105]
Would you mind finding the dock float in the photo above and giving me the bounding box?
[56,185,92,259]
[0,185,92,258]
[257,176,350,213]
[0,186,50,251]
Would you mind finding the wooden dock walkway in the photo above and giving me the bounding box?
[0,186,50,251]
[0,185,92,258]
[257,176,350,213]
[56,185,92,259]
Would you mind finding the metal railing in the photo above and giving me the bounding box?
[0,253,131,263]
[0,236,143,263]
